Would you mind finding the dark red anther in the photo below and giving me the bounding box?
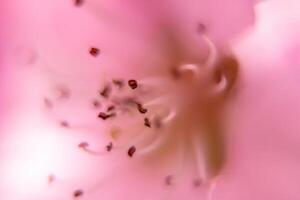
[98,112,115,120]
[73,189,83,198]
[165,175,173,186]
[99,85,111,98]
[107,105,115,112]
[112,79,124,89]
[106,142,113,152]
[137,103,147,114]
[144,118,151,128]
[60,120,70,128]
[128,79,138,89]
[74,0,84,7]
[78,142,89,149]
[89,47,99,57]
[128,146,136,157]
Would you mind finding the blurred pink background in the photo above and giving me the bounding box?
[1,0,300,200]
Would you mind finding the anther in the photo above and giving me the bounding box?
[92,99,101,108]
[44,98,53,109]
[60,120,70,128]
[197,23,206,34]
[144,118,151,128]
[98,112,116,120]
[48,174,56,184]
[74,0,84,7]
[107,105,115,112]
[106,142,113,152]
[78,142,89,149]
[73,189,84,198]
[89,47,100,57]
[137,103,147,114]
[193,178,202,187]
[112,79,124,89]
[128,146,136,157]
[128,79,138,89]
[57,87,70,99]
[99,85,111,98]
[170,67,181,80]
[165,175,173,186]
[153,117,162,129]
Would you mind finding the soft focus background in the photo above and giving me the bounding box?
[1,0,300,200]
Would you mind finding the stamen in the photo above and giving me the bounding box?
[177,64,200,77]
[197,23,206,34]
[89,47,100,57]
[165,175,173,186]
[48,174,56,184]
[190,134,206,181]
[92,99,101,108]
[74,0,84,7]
[112,79,124,89]
[144,117,151,128]
[107,105,115,112]
[153,117,162,129]
[137,103,148,114]
[128,146,136,157]
[43,98,53,109]
[128,79,138,89]
[136,128,170,155]
[57,86,71,99]
[161,110,176,123]
[193,178,202,187]
[78,142,89,149]
[73,189,84,198]
[106,142,113,152]
[201,35,218,67]
[99,84,111,98]
[60,120,70,128]
[98,112,116,120]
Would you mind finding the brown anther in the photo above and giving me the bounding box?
[92,99,101,108]
[165,175,173,186]
[44,98,53,109]
[106,142,113,152]
[112,79,124,89]
[98,112,115,120]
[78,142,89,149]
[128,79,138,89]
[60,120,70,128]
[144,118,151,128]
[73,189,83,198]
[99,85,111,98]
[74,0,84,6]
[128,146,136,157]
[137,103,147,114]
[107,105,115,112]
[48,174,55,184]
[89,47,99,57]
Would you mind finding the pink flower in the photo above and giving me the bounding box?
[3,0,300,200]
